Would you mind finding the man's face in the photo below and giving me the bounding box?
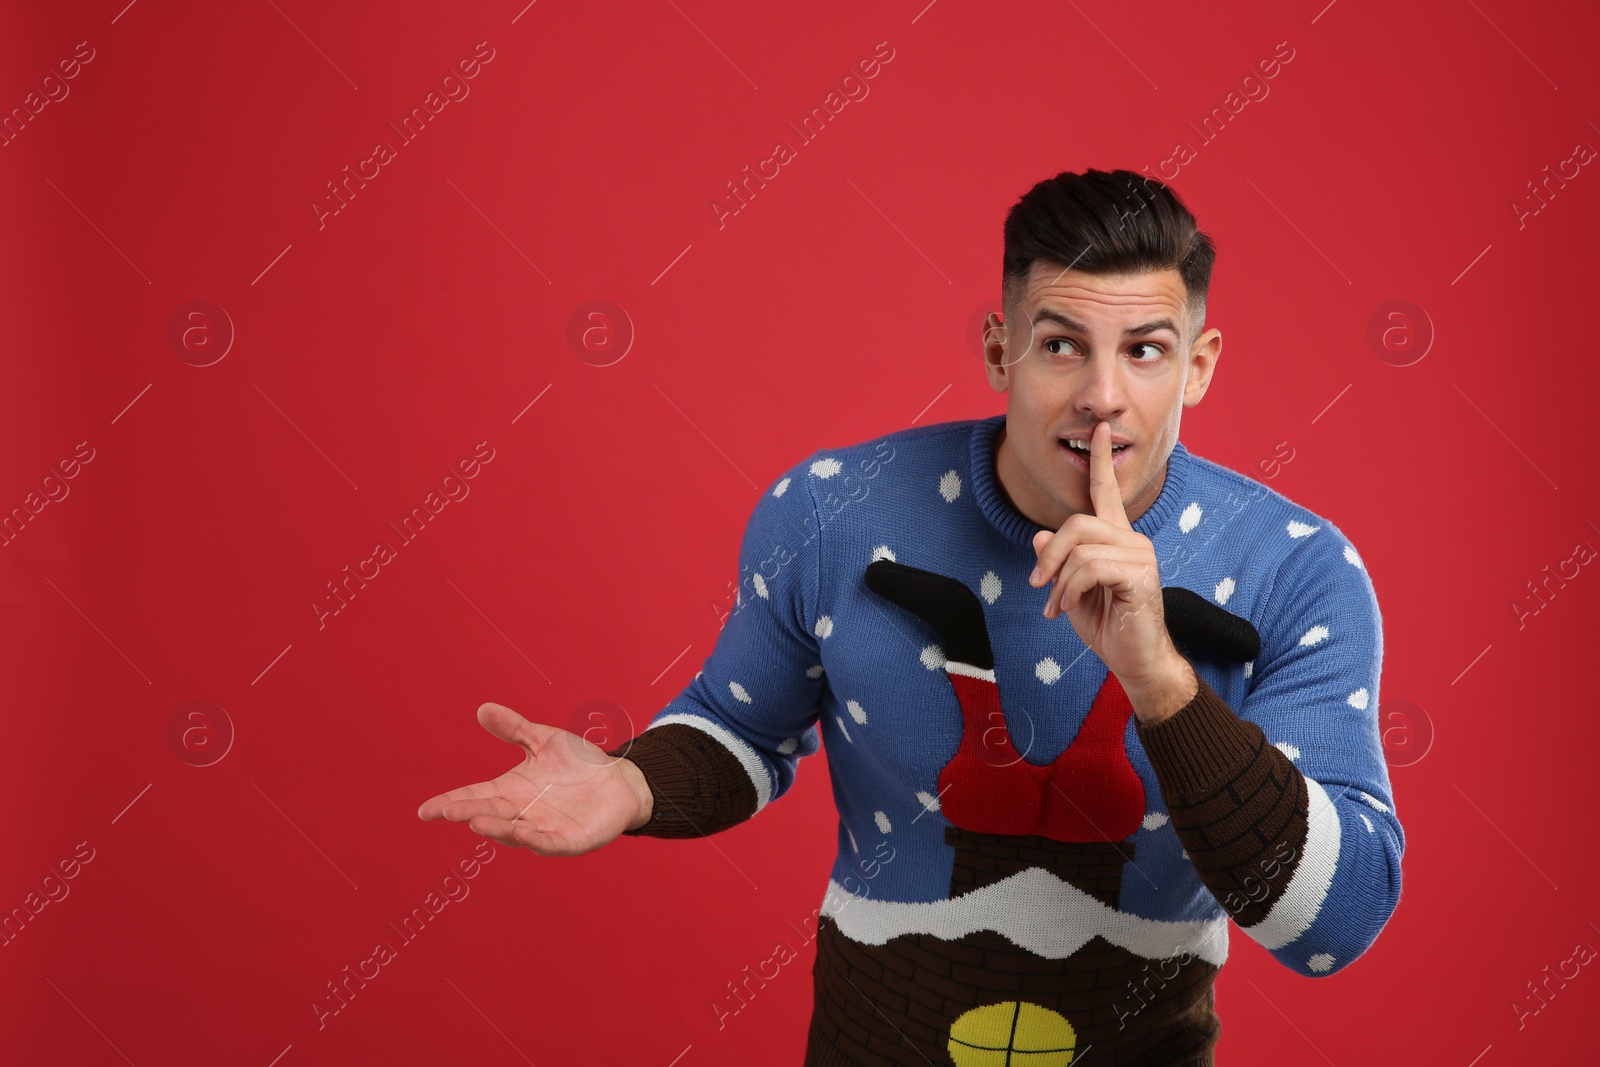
[982,262,1221,530]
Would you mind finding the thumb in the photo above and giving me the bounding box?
[475,701,558,752]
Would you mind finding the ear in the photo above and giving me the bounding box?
[982,312,1013,393]
[1183,327,1221,408]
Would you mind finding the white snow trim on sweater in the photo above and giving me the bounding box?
[649,713,774,812]
[820,866,1230,967]
[1239,774,1341,951]
[943,660,997,682]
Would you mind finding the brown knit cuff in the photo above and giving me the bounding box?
[1135,673,1310,926]
[604,723,759,838]
[1135,673,1267,801]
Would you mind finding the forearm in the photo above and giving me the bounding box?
[1135,672,1310,929]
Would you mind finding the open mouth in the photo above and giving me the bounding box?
[1058,438,1129,468]
[1059,439,1128,455]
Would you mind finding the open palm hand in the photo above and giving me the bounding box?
[416,702,648,856]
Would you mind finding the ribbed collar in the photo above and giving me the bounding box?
[969,413,1192,548]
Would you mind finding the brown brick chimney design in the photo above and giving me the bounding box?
[801,559,1225,1066]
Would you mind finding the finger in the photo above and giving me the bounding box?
[478,701,583,760]
[476,701,539,747]
[1090,420,1131,529]
[1073,553,1162,618]
[1029,530,1055,587]
[470,814,574,857]
[1045,545,1146,618]
[433,792,539,824]
[1032,526,1088,590]
[1055,555,1137,618]
[1031,516,1145,590]
[464,817,523,849]
[1043,543,1120,617]
[417,780,504,820]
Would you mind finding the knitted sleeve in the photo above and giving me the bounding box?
[1136,523,1404,978]
[603,450,836,838]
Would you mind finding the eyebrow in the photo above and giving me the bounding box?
[1031,308,1181,339]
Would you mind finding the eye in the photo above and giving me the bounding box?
[1042,338,1163,360]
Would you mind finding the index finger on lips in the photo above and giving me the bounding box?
[1090,420,1131,529]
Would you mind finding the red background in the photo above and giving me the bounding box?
[3,1,1596,1063]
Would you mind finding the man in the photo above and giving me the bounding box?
[417,168,1404,1065]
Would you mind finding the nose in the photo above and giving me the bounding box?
[1072,349,1128,423]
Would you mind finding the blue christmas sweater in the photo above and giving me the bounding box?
[607,414,1405,1066]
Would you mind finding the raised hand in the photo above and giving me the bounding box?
[1028,419,1176,697]
[416,702,652,857]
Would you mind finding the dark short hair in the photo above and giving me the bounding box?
[1001,168,1216,346]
